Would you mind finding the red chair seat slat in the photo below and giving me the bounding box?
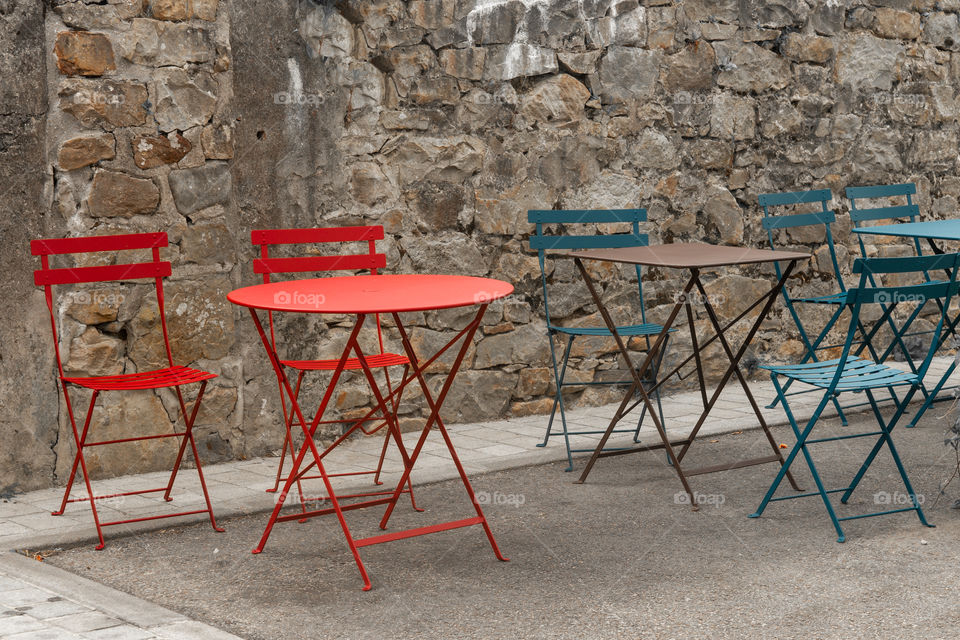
[281,352,409,371]
[63,366,216,391]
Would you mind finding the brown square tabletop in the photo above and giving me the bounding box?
[562,242,809,269]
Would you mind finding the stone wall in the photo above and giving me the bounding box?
[5,0,960,492]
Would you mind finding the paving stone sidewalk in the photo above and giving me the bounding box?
[0,357,956,639]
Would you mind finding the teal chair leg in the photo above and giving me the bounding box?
[841,389,932,527]
[539,331,577,472]
[751,375,848,543]
[906,359,956,428]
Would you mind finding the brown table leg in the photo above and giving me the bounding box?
[574,260,697,502]
[672,263,802,491]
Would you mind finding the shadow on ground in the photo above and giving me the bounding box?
[45,414,960,640]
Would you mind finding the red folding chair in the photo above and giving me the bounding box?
[32,232,223,549]
[251,225,418,514]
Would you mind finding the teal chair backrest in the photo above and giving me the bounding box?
[528,209,648,328]
[846,183,924,260]
[759,189,843,290]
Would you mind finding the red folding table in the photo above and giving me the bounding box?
[228,274,512,590]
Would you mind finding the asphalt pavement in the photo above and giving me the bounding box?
[44,413,960,640]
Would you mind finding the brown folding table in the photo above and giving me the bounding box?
[564,242,809,507]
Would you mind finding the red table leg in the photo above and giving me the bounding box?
[375,307,508,563]
[249,309,375,590]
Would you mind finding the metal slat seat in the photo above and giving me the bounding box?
[763,357,917,390]
[63,365,217,391]
[281,353,409,371]
[549,323,664,337]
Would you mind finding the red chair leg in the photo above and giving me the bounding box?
[161,381,224,533]
[53,386,106,550]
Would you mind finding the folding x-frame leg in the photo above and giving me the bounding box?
[750,378,932,543]
[538,330,669,472]
[574,259,803,506]
[52,381,222,550]
[265,364,420,517]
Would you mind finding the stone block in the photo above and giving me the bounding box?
[54,31,116,77]
[58,133,115,170]
[87,170,159,217]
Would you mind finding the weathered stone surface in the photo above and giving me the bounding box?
[132,132,191,169]
[662,41,715,93]
[924,12,960,51]
[852,129,903,174]
[836,33,903,90]
[476,179,553,235]
[129,277,235,371]
[716,43,791,92]
[519,74,589,125]
[200,123,233,159]
[400,231,488,276]
[300,6,354,59]
[484,43,557,81]
[59,79,148,129]
[702,184,743,244]
[633,129,679,169]
[87,170,160,217]
[908,130,958,170]
[154,70,218,132]
[474,323,550,369]
[873,8,922,40]
[781,33,834,64]
[116,19,213,66]
[349,162,394,206]
[557,50,601,75]
[180,223,233,265]
[409,0,455,29]
[65,289,123,325]
[168,162,231,214]
[54,31,116,77]
[65,327,124,376]
[404,180,463,230]
[710,94,756,140]
[431,370,517,423]
[405,75,460,105]
[407,327,477,374]
[760,101,803,138]
[335,61,384,110]
[58,133,115,170]
[439,47,486,81]
[148,0,217,21]
[55,2,126,30]
[598,46,661,102]
[467,0,524,45]
[386,135,485,185]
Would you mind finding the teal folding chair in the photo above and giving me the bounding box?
[750,252,960,542]
[528,209,669,472]
[847,183,953,427]
[759,189,852,423]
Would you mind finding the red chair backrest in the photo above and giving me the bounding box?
[250,225,389,354]
[250,226,386,282]
[31,232,175,376]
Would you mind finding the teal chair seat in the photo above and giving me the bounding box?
[793,291,849,305]
[762,357,917,391]
[550,323,664,337]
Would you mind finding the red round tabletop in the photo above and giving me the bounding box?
[227,274,514,314]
